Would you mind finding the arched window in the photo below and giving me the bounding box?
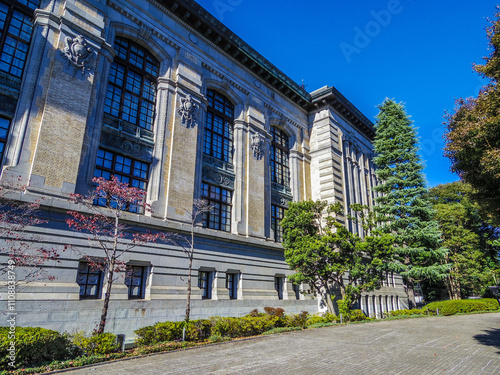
[0,0,38,78]
[104,37,159,131]
[203,89,234,163]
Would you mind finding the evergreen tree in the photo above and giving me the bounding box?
[282,201,393,314]
[426,182,500,300]
[373,99,448,307]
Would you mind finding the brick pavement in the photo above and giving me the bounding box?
[63,313,500,375]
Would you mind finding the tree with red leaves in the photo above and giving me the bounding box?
[0,178,61,284]
[444,8,500,225]
[66,176,173,334]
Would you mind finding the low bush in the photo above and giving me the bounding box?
[348,309,370,322]
[286,311,309,328]
[71,332,118,355]
[388,309,428,317]
[210,316,277,338]
[306,312,339,326]
[0,327,78,370]
[263,307,285,317]
[425,298,500,316]
[135,319,212,346]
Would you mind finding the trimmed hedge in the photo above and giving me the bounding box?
[135,319,212,346]
[71,332,118,355]
[388,309,428,317]
[425,298,500,316]
[0,327,78,370]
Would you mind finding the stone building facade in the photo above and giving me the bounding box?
[0,0,408,340]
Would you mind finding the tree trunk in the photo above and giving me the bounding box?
[450,273,461,300]
[323,291,335,314]
[185,253,192,322]
[406,279,417,309]
[98,267,114,334]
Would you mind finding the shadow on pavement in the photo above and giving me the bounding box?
[474,328,500,353]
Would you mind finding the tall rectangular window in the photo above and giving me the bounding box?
[125,265,146,299]
[0,117,10,164]
[94,148,149,212]
[226,272,238,300]
[271,204,285,242]
[104,37,159,131]
[275,276,284,300]
[76,262,102,300]
[0,0,38,78]
[271,126,290,188]
[201,182,231,232]
[204,90,234,163]
[198,270,213,299]
[292,283,300,300]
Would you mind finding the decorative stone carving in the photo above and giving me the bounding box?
[251,133,264,160]
[63,35,95,75]
[202,165,235,189]
[279,116,287,127]
[139,26,152,41]
[100,131,153,162]
[271,191,292,207]
[221,78,230,90]
[178,94,198,128]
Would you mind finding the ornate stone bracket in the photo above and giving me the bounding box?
[202,165,235,190]
[251,133,264,160]
[271,190,292,207]
[62,35,95,75]
[178,94,198,128]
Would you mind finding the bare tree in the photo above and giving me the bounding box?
[0,177,61,284]
[66,176,174,333]
[182,199,213,323]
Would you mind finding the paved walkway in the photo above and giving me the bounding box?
[65,313,500,375]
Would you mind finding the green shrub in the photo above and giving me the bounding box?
[210,316,276,338]
[135,321,184,346]
[388,309,428,317]
[323,312,338,323]
[348,309,369,322]
[135,319,212,346]
[286,311,309,328]
[71,332,118,355]
[425,298,500,316]
[0,327,78,370]
[262,327,303,335]
[307,322,336,329]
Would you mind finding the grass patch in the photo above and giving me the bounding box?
[262,327,303,335]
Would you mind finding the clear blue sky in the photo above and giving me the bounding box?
[195,0,498,188]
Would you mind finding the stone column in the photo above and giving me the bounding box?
[3,2,107,194]
[233,119,247,235]
[164,59,203,221]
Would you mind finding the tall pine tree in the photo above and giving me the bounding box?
[373,99,448,307]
